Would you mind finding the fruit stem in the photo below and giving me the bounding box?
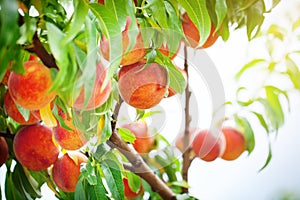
[108,99,176,200]
[181,44,193,194]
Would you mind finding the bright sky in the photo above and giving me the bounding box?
[187,1,300,199]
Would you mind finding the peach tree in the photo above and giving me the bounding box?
[2,0,299,199]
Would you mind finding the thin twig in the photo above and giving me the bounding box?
[108,100,176,200]
[181,45,193,193]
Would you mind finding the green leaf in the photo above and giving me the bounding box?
[126,171,142,193]
[76,17,98,110]
[164,1,183,56]
[100,159,124,200]
[257,98,279,131]
[148,0,168,29]
[251,111,269,133]
[265,86,285,129]
[267,24,287,41]
[62,0,89,45]
[86,175,109,200]
[258,143,272,171]
[178,0,211,46]
[75,178,87,200]
[235,87,254,106]
[215,0,227,30]
[80,160,97,185]
[292,17,300,31]
[46,22,70,91]
[168,180,189,188]
[0,0,20,78]
[246,0,265,40]
[52,105,73,131]
[15,103,31,122]
[93,143,110,161]
[17,14,37,45]
[5,173,23,200]
[117,128,136,143]
[235,58,266,80]
[89,3,122,80]
[12,163,41,199]
[101,113,113,143]
[164,60,187,94]
[285,55,300,90]
[234,115,255,153]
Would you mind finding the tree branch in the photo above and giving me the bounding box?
[25,32,59,69]
[0,129,15,139]
[181,45,193,193]
[108,100,176,200]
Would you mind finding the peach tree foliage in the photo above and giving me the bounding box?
[0,0,294,199]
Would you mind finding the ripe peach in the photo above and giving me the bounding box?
[4,91,40,125]
[0,137,9,167]
[220,127,246,160]
[123,177,144,199]
[52,152,88,192]
[13,124,59,171]
[1,69,11,86]
[8,61,56,110]
[72,61,111,111]
[118,61,167,109]
[100,17,147,66]
[192,130,222,162]
[181,13,219,48]
[120,121,154,154]
[53,110,87,150]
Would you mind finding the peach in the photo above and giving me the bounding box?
[13,124,59,171]
[181,13,219,48]
[120,121,154,154]
[192,130,222,162]
[72,61,111,110]
[8,61,56,110]
[53,110,87,150]
[1,69,11,86]
[123,177,144,199]
[98,0,104,4]
[220,127,246,160]
[4,91,40,125]
[100,17,147,66]
[118,61,167,109]
[0,137,9,167]
[52,152,88,192]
